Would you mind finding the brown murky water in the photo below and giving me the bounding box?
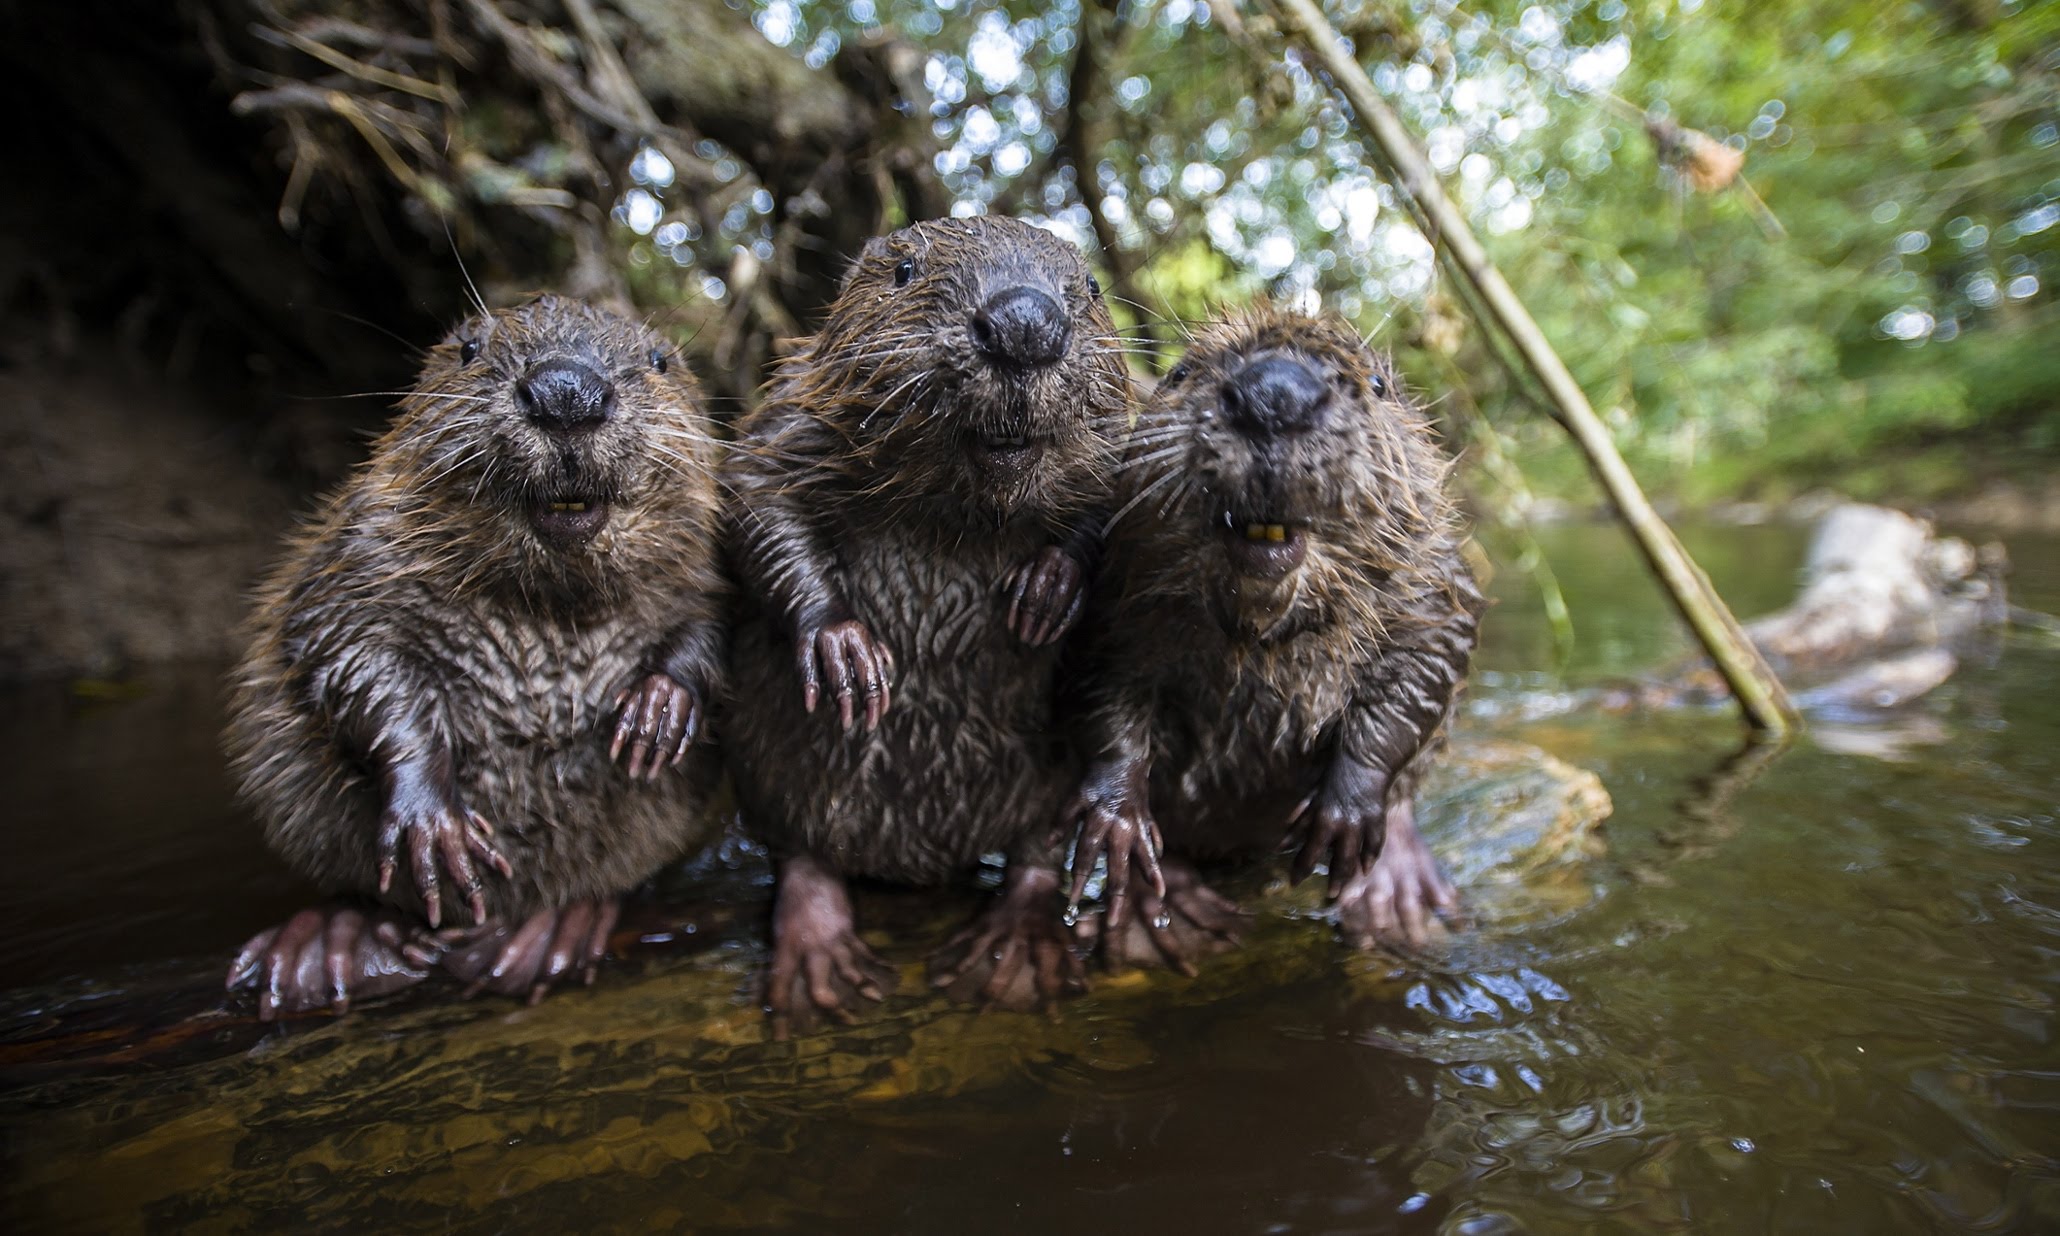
[2,520,2057,1233]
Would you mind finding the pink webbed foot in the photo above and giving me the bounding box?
[1076,857,1245,976]
[431,898,623,1004]
[1333,799,1460,951]
[929,863,1088,1011]
[764,855,896,1040]
[225,904,435,1020]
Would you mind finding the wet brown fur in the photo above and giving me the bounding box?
[725,216,1130,882]
[226,295,727,919]
[1075,304,1481,862]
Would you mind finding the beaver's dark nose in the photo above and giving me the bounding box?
[518,359,614,432]
[1223,355,1329,438]
[971,286,1071,368]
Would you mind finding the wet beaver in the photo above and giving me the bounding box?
[1062,305,1481,966]
[224,295,726,1017]
[724,216,1130,1036]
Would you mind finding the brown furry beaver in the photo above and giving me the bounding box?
[724,216,1130,1036]
[224,294,726,1018]
[1061,305,1481,967]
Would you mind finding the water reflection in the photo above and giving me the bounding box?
[861,990,1444,1233]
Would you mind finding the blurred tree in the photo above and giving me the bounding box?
[767,0,2057,501]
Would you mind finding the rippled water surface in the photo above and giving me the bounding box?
[3,520,2057,1233]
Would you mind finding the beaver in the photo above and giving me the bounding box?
[723,216,1130,1036]
[1060,305,1481,967]
[223,294,727,1018]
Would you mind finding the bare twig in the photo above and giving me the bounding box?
[455,0,715,193]
[561,0,651,126]
[1263,0,1799,735]
[258,25,455,104]
[293,17,440,59]
[232,85,445,205]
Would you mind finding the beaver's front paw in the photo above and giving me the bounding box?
[1003,545,1087,647]
[376,786,511,928]
[797,618,895,732]
[611,672,703,781]
[1060,759,1165,929]
[1288,760,1390,899]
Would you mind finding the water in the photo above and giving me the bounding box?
[3,519,2058,1233]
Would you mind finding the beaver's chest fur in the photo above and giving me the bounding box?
[727,511,1073,882]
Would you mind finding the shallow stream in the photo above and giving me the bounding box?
[2,520,2056,1232]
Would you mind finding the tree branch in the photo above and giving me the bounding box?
[1058,0,1171,363]
[1263,0,1799,736]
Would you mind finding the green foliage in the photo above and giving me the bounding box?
[1395,0,2060,502]
[722,0,2056,503]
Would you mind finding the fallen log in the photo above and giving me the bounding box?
[1727,504,2008,717]
[1576,503,2013,720]
[1792,647,1961,718]
[1742,503,2007,676]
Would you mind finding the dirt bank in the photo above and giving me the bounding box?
[0,348,306,681]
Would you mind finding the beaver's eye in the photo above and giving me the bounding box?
[1087,274,1102,297]
[1164,360,1191,385]
[1368,372,1388,397]
[893,257,915,287]
[651,348,669,374]
[458,338,481,365]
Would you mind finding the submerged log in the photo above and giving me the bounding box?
[1743,504,2007,675]
[1737,504,2006,716]
[1627,503,2011,719]
[1792,647,1961,716]
[0,737,1607,1228]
